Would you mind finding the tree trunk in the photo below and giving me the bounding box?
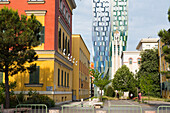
[5,67,10,108]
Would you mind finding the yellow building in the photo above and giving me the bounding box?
[158,39,170,98]
[72,34,90,100]
[0,0,76,103]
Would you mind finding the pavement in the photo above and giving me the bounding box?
[59,99,170,112]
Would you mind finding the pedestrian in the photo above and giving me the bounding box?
[117,93,119,99]
[138,92,141,102]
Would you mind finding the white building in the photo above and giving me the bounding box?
[121,51,141,74]
[121,38,159,74]
[136,38,159,51]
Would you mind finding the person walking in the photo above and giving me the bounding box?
[138,92,141,102]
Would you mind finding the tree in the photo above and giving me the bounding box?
[89,68,111,101]
[0,7,42,108]
[137,49,160,97]
[158,8,170,64]
[112,65,136,92]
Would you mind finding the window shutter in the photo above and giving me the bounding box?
[41,26,45,43]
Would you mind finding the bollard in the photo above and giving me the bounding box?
[81,98,83,107]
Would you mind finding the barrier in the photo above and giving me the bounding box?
[157,106,170,113]
[61,105,95,113]
[108,105,143,113]
[16,104,47,113]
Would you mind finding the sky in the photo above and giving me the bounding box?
[72,0,170,61]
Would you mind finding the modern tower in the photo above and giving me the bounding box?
[92,0,111,75]
[92,0,128,80]
[110,0,128,78]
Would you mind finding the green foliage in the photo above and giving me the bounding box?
[0,7,42,108]
[112,65,136,92]
[89,68,111,101]
[26,89,55,108]
[137,49,160,97]
[105,86,115,97]
[0,81,16,92]
[26,94,55,108]
[89,68,111,91]
[158,8,170,64]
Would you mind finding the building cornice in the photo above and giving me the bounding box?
[68,0,76,10]
[0,1,10,4]
[25,10,47,16]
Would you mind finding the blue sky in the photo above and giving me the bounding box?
[72,0,170,61]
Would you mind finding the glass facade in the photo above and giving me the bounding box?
[92,0,128,75]
[111,0,128,50]
[92,0,111,74]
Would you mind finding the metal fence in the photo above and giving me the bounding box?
[0,104,2,113]
[108,105,143,113]
[157,106,170,113]
[62,104,95,113]
[16,104,47,113]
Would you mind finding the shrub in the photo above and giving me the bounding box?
[105,86,115,97]
[25,93,55,108]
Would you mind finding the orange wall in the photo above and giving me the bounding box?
[0,0,56,50]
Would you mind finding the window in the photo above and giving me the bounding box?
[0,72,3,83]
[58,28,61,49]
[63,32,65,51]
[64,72,66,87]
[138,58,141,64]
[63,5,65,15]
[60,0,62,9]
[61,70,63,86]
[29,66,40,84]
[68,40,70,54]
[65,36,67,54]
[67,73,69,87]
[39,26,45,43]
[68,15,70,24]
[58,69,60,86]
[66,10,68,19]
[129,58,132,64]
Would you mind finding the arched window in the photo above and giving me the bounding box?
[58,28,61,49]
[129,58,132,64]
[60,0,62,9]
[138,58,141,64]
[63,32,65,51]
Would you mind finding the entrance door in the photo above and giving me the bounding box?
[72,90,76,101]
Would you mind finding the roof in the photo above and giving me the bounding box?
[72,34,90,55]
[136,38,159,50]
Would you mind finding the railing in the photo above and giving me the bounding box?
[62,104,95,113]
[108,105,143,113]
[16,104,47,113]
[157,106,170,113]
[0,104,3,113]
